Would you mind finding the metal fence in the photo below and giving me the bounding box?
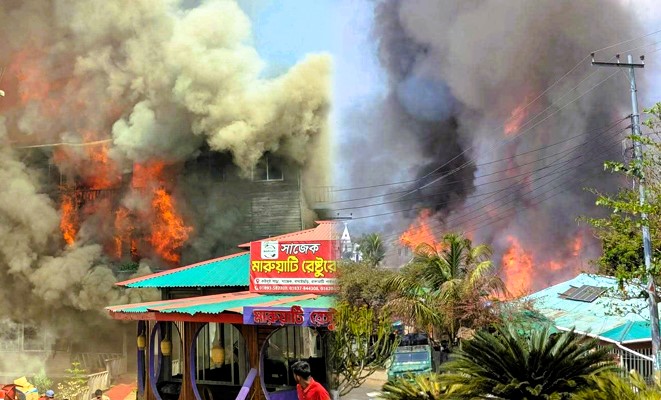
[598,344,654,382]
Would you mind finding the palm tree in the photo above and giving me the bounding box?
[385,233,505,337]
[358,233,386,266]
[440,325,615,399]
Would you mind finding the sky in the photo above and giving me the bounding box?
[236,0,386,182]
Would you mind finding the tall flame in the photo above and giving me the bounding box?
[501,235,534,295]
[60,192,78,246]
[399,209,439,250]
[150,188,192,264]
[504,103,528,136]
[133,161,192,264]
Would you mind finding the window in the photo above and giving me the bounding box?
[0,321,20,351]
[262,327,326,392]
[194,323,249,385]
[252,156,284,181]
[23,326,46,351]
[394,352,429,363]
[0,321,46,352]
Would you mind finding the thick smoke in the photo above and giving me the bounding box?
[353,0,645,288]
[0,0,330,370]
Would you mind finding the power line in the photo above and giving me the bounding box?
[337,30,661,196]
[331,117,629,206]
[334,121,628,211]
[353,124,627,223]
[377,128,626,248]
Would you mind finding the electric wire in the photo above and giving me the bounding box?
[330,117,629,206]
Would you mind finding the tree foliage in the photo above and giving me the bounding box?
[358,233,387,266]
[385,233,505,338]
[583,102,661,278]
[337,260,394,310]
[56,362,88,400]
[328,302,399,396]
[439,325,614,399]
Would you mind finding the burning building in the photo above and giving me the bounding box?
[0,0,330,378]
[340,0,654,294]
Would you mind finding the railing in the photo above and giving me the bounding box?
[72,353,124,373]
[105,356,128,382]
[72,370,111,400]
[598,345,654,383]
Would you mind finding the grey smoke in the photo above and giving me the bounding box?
[343,0,644,289]
[0,0,330,362]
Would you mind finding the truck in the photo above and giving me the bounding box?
[386,333,437,381]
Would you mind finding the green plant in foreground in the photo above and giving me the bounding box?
[56,362,88,400]
[382,373,447,400]
[31,368,53,395]
[440,325,615,399]
[573,370,661,399]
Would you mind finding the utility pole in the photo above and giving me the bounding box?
[592,53,661,374]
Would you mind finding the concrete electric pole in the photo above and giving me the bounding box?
[592,53,660,374]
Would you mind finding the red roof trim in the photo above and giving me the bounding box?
[115,251,249,287]
[108,311,244,324]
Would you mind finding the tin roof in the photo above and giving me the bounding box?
[600,321,660,344]
[106,291,334,316]
[524,273,649,343]
[115,252,249,288]
[238,221,341,247]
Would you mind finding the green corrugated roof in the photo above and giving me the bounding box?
[600,321,658,343]
[524,273,649,341]
[106,292,336,316]
[118,252,249,288]
[160,294,296,315]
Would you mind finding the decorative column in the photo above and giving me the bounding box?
[241,325,263,400]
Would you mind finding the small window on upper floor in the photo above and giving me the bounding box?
[252,156,284,181]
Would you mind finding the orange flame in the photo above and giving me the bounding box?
[502,235,533,295]
[399,209,439,250]
[132,162,165,189]
[84,142,121,189]
[113,207,131,259]
[60,193,78,246]
[133,161,192,264]
[504,103,528,136]
[150,188,192,264]
[572,234,583,257]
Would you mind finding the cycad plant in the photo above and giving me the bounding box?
[382,373,447,400]
[441,325,615,399]
[573,370,661,399]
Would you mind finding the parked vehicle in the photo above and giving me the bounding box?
[386,333,436,381]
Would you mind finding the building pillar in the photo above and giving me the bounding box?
[179,322,203,400]
[144,321,157,400]
[241,325,264,400]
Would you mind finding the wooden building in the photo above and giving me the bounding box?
[107,222,338,400]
